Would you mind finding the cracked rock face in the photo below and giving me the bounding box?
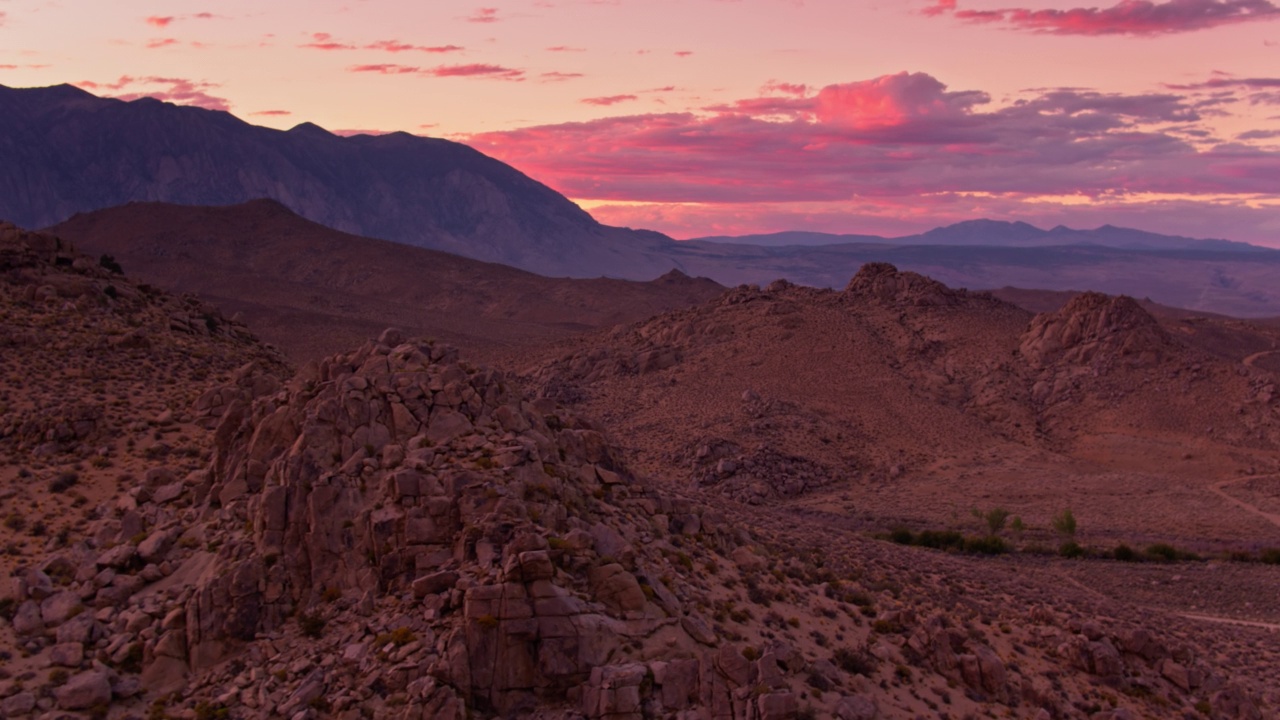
[1020,291,1172,370]
[175,334,772,716]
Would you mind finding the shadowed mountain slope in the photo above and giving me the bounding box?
[0,83,680,279]
[48,200,724,363]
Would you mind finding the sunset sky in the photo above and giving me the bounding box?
[1,0,1278,243]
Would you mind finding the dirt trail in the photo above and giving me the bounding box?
[1243,349,1280,368]
[1209,475,1280,529]
[1178,613,1280,632]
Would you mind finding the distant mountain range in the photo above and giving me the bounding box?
[5,82,1280,316]
[0,83,679,279]
[691,219,1265,253]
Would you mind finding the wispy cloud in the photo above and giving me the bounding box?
[547,45,586,52]
[1165,75,1280,104]
[301,33,465,54]
[301,32,356,50]
[924,0,1280,35]
[144,12,217,28]
[430,63,522,79]
[365,40,465,53]
[540,71,585,82]
[467,7,500,23]
[348,63,524,80]
[146,38,181,49]
[582,94,638,106]
[251,109,293,116]
[76,76,231,112]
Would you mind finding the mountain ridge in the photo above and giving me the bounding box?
[690,218,1266,252]
[0,83,682,279]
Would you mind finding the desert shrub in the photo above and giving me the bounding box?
[1051,508,1077,540]
[1058,541,1085,559]
[1145,543,1179,562]
[1260,548,1280,565]
[889,527,915,545]
[298,612,326,639]
[49,471,79,493]
[833,646,877,676]
[1113,544,1138,561]
[99,254,124,274]
[918,530,965,551]
[194,702,231,720]
[375,627,418,647]
[806,671,833,691]
[963,535,1007,555]
[984,508,1011,535]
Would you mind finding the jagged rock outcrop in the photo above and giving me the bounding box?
[163,330,824,717]
[1020,292,1172,370]
[843,262,963,307]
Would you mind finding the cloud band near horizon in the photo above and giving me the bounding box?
[466,71,1280,242]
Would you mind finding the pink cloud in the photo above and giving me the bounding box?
[78,76,231,112]
[467,8,500,23]
[145,12,217,27]
[675,50,694,57]
[928,0,1280,36]
[251,109,292,116]
[331,128,395,137]
[540,71,585,81]
[762,80,809,97]
[301,32,356,50]
[921,0,957,17]
[349,63,421,74]
[582,94,638,106]
[547,45,586,52]
[146,38,181,49]
[365,40,465,53]
[347,62,524,80]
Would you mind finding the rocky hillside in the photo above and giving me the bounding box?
[524,264,1280,545]
[2,244,1278,719]
[0,83,680,279]
[6,330,1274,719]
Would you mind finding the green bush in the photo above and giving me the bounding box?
[963,535,1008,555]
[1145,543,1179,562]
[918,530,965,550]
[1113,544,1138,562]
[1260,548,1280,565]
[1059,541,1085,559]
[888,527,915,545]
[1051,508,1077,540]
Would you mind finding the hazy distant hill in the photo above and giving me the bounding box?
[658,240,1280,317]
[692,218,1265,252]
[0,83,681,279]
